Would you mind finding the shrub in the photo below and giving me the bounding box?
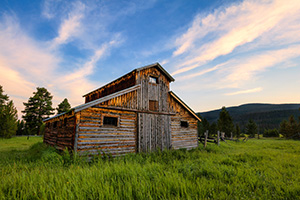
[263,128,279,137]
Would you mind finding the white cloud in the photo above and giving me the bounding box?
[54,39,121,106]
[0,16,59,80]
[0,65,35,118]
[221,45,300,87]
[51,1,85,47]
[0,16,58,117]
[0,11,122,117]
[171,0,300,76]
[225,87,263,96]
[42,0,63,19]
[175,62,225,81]
[63,40,118,82]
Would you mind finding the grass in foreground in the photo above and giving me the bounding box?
[0,137,300,199]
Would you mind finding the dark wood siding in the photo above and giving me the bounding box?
[44,116,76,150]
[98,90,138,110]
[85,71,136,103]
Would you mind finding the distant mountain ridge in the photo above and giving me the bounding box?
[198,103,300,131]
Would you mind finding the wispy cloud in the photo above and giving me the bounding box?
[55,39,122,105]
[0,15,58,117]
[225,87,263,96]
[171,0,300,76]
[0,15,59,85]
[0,0,144,117]
[0,10,119,117]
[63,41,118,82]
[220,45,300,88]
[175,62,225,81]
[51,1,85,47]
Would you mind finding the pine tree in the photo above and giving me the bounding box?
[235,124,241,138]
[287,115,298,138]
[56,98,71,114]
[198,117,210,136]
[298,116,300,135]
[22,87,54,135]
[0,86,18,138]
[245,119,258,138]
[217,107,234,137]
[0,85,8,105]
[16,120,27,135]
[209,122,217,137]
[279,120,289,137]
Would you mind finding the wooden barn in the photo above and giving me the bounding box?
[43,63,201,156]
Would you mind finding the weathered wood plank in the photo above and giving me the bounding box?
[79,134,134,137]
[78,140,135,145]
[77,143,135,149]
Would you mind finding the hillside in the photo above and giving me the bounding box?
[199,103,300,131]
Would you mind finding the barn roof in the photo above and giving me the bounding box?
[44,84,140,122]
[82,62,174,98]
[169,91,201,121]
[44,64,199,123]
[136,62,175,82]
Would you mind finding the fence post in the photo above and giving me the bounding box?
[217,131,220,146]
[204,130,208,148]
[231,132,233,140]
[221,132,225,141]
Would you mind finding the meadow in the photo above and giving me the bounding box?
[0,137,300,199]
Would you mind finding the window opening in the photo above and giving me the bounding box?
[149,100,158,111]
[103,116,118,126]
[180,121,189,128]
[149,76,158,84]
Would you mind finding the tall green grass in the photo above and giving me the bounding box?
[0,137,300,199]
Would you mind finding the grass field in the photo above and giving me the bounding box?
[0,137,300,199]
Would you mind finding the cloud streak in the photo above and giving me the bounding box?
[51,2,85,47]
[0,0,147,117]
[0,4,123,117]
[171,0,300,76]
[225,87,262,96]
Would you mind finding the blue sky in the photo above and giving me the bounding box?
[1,0,300,118]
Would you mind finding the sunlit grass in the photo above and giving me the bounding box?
[0,137,300,199]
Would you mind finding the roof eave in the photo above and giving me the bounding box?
[169,91,201,122]
[136,62,175,82]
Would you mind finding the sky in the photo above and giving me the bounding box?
[0,0,300,119]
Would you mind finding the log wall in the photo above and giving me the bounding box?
[168,95,198,150]
[44,115,76,150]
[76,107,137,156]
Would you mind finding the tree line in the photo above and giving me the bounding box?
[0,85,71,138]
[198,106,300,139]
